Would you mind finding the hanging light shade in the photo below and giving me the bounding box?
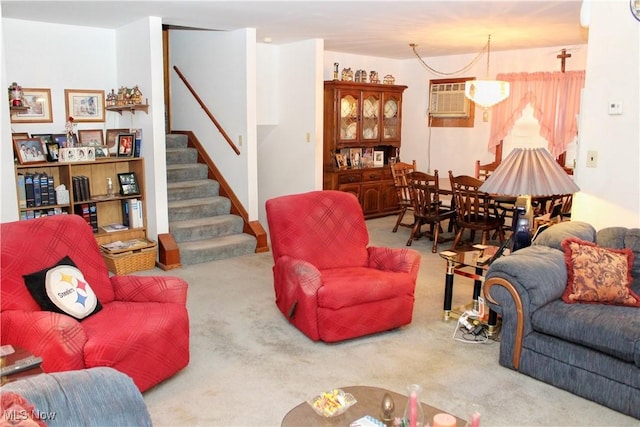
[465,35,510,109]
[465,80,510,108]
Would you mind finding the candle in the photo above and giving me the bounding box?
[409,391,417,427]
[432,413,456,427]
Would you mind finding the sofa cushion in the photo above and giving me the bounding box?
[23,256,103,320]
[597,227,640,289]
[561,238,640,307]
[532,300,640,367]
[533,221,596,250]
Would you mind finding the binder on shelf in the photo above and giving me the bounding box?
[74,203,91,228]
[81,176,91,200]
[121,199,130,227]
[40,173,49,206]
[47,175,56,205]
[17,174,26,208]
[25,174,35,208]
[129,198,141,228]
[72,176,82,202]
[33,173,42,207]
[88,203,98,233]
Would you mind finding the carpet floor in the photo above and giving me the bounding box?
[142,215,637,426]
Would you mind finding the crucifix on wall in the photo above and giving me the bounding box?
[557,48,572,73]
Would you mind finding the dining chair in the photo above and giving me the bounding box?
[448,171,505,250]
[406,170,457,252]
[474,160,501,181]
[390,160,417,232]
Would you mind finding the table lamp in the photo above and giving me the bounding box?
[478,147,580,251]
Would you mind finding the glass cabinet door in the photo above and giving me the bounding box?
[338,90,360,144]
[361,92,380,142]
[382,93,401,141]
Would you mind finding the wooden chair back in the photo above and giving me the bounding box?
[448,171,505,248]
[406,170,456,251]
[391,160,417,205]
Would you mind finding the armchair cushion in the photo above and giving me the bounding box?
[23,255,103,320]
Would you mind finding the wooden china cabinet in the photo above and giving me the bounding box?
[323,80,407,218]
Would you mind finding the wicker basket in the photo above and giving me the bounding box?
[102,241,157,274]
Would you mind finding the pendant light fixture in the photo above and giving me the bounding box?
[464,35,510,119]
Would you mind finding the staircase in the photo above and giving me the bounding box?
[165,133,257,265]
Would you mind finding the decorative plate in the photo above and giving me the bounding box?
[363,98,379,119]
[384,100,398,118]
[307,389,357,417]
[345,123,356,139]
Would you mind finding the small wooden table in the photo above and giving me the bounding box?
[0,346,44,385]
[281,385,466,426]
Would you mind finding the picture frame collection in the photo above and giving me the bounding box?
[10,87,142,165]
[335,147,385,169]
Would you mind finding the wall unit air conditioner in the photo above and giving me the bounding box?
[429,82,471,118]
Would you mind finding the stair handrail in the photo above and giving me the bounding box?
[173,66,241,155]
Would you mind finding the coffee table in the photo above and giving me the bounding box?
[281,385,466,426]
[0,346,44,385]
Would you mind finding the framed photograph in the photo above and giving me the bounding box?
[64,89,105,122]
[14,138,47,164]
[95,145,110,159]
[373,150,384,167]
[12,132,30,144]
[32,133,53,145]
[106,128,129,155]
[349,148,362,167]
[118,172,140,196]
[46,142,59,162]
[78,129,104,146]
[11,88,53,123]
[117,133,135,157]
[335,153,347,168]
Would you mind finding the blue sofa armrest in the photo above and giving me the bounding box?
[484,245,567,369]
[0,367,152,426]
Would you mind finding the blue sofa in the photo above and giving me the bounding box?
[1,367,152,426]
[484,221,640,419]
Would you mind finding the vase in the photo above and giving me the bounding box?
[402,384,424,427]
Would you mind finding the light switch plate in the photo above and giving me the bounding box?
[586,150,598,168]
[608,102,622,115]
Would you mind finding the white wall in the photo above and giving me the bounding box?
[257,39,323,229]
[572,0,640,228]
[169,28,257,218]
[1,19,116,222]
[115,17,168,238]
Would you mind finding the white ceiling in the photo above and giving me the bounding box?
[1,1,589,59]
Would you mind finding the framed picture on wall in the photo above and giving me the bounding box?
[64,89,105,122]
[11,88,53,123]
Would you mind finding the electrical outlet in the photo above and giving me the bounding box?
[586,150,598,168]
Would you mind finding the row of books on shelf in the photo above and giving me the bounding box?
[72,176,92,202]
[72,198,143,234]
[20,208,69,221]
[17,173,57,208]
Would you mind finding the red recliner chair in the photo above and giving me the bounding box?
[265,190,421,342]
[0,215,189,392]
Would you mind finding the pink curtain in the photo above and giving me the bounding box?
[489,71,585,158]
